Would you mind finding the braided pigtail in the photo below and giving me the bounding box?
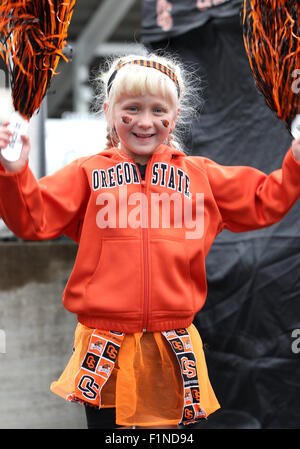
[166,131,178,150]
[104,126,119,150]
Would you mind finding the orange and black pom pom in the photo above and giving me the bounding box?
[242,0,300,125]
[0,0,76,120]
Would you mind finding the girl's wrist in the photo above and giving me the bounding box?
[291,139,300,163]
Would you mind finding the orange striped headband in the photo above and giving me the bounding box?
[107,59,181,97]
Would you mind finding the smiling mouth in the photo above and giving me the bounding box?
[133,133,155,138]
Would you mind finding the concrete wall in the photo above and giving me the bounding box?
[0,240,86,429]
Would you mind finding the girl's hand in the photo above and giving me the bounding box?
[0,121,30,173]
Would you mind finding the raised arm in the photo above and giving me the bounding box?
[0,124,89,242]
[202,140,300,232]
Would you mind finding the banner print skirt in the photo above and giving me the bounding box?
[51,323,220,427]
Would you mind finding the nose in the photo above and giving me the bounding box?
[137,111,153,129]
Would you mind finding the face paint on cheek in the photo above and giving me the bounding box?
[161,119,169,128]
[121,116,132,124]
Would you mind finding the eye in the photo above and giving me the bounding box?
[154,107,164,114]
[126,105,138,112]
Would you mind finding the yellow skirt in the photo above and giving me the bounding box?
[51,323,220,427]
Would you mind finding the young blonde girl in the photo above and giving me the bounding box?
[0,51,300,430]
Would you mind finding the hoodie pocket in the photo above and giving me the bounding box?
[150,238,193,315]
[85,239,142,313]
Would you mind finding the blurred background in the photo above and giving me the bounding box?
[0,0,299,429]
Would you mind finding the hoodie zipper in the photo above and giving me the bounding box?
[116,151,152,332]
[139,160,151,332]
[140,177,149,332]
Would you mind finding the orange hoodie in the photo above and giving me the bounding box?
[0,144,299,332]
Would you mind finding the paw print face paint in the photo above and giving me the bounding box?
[161,119,169,128]
[122,116,132,124]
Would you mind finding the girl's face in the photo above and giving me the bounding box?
[105,93,179,164]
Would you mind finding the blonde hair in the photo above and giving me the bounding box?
[93,50,202,153]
